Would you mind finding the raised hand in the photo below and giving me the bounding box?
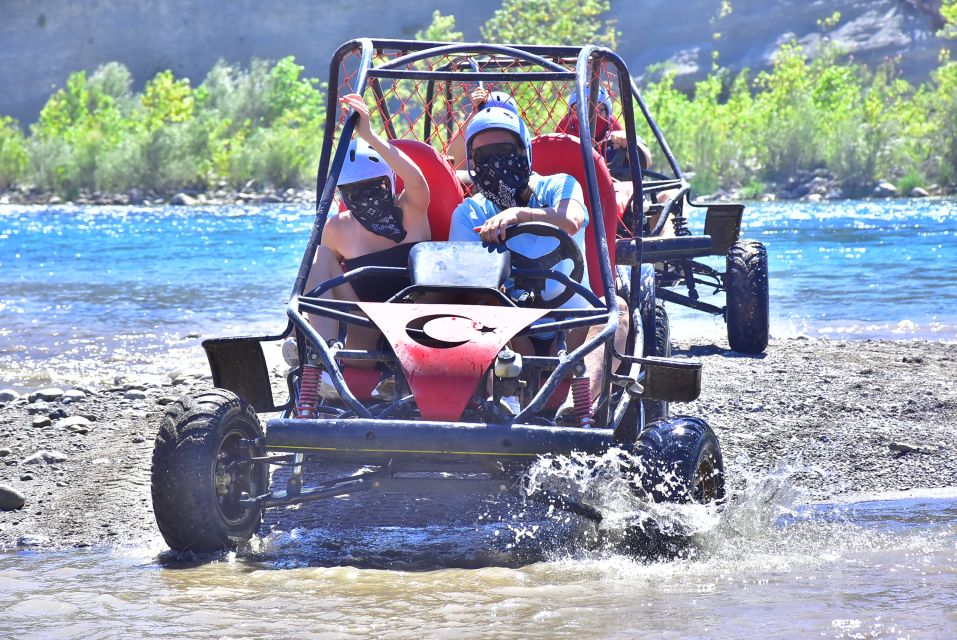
[340,93,373,141]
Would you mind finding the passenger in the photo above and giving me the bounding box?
[556,85,653,175]
[559,86,678,229]
[448,105,629,424]
[447,87,519,184]
[293,93,430,378]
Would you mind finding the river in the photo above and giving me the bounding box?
[1,200,956,638]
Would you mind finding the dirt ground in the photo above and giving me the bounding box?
[1,337,955,550]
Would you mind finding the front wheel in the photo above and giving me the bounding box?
[638,416,725,504]
[151,389,268,552]
[725,240,769,354]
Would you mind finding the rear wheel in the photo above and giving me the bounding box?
[638,416,724,504]
[151,389,267,552]
[725,240,769,354]
[642,302,671,423]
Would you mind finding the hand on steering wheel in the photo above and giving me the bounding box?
[497,222,585,309]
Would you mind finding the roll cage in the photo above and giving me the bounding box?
[281,38,693,431]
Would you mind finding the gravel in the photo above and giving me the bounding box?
[0,337,954,549]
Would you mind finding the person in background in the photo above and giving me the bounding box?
[556,85,653,174]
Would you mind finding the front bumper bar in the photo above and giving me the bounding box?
[265,417,624,464]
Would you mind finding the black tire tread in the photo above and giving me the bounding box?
[643,303,671,423]
[151,389,265,552]
[638,416,725,503]
[726,239,770,354]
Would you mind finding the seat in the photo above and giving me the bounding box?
[530,133,619,295]
[391,139,465,241]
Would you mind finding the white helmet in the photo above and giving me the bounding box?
[339,139,395,194]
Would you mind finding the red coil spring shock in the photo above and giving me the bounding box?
[570,375,593,427]
[297,364,321,418]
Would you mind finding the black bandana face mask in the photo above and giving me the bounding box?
[471,146,531,211]
[339,177,407,243]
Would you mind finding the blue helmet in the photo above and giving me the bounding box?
[465,105,533,173]
[568,85,613,115]
[482,91,518,114]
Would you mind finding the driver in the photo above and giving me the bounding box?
[448,105,628,424]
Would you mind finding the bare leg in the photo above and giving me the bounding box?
[303,246,379,369]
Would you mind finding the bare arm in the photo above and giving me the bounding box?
[339,93,429,214]
[474,198,586,243]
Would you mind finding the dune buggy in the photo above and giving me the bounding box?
[151,39,727,553]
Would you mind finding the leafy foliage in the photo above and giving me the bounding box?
[416,10,464,42]
[0,116,27,189]
[481,0,618,48]
[12,56,325,196]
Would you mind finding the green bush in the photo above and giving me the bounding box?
[0,116,27,188]
[2,0,956,197]
[8,56,325,197]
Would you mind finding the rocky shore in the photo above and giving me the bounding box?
[0,183,315,207]
[700,171,954,203]
[1,337,955,550]
[2,173,954,208]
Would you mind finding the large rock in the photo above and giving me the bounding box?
[55,416,91,434]
[909,186,930,198]
[169,192,197,206]
[0,389,19,402]
[28,387,64,402]
[873,180,899,197]
[0,485,26,510]
[22,449,69,465]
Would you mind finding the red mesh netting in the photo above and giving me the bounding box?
[331,44,632,173]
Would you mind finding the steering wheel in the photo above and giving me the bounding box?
[499,222,585,309]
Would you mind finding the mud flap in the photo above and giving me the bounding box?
[203,336,284,413]
[640,357,702,403]
[703,203,744,255]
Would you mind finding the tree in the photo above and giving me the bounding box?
[416,10,464,42]
[480,0,617,48]
[941,1,957,39]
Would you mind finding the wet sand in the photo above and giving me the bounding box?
[1,337,955,550]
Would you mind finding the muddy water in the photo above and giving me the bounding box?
[2,476,955,639]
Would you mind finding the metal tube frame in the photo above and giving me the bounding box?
[273,38,689,444]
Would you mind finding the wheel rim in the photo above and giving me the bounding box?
[212,428,260,526]
[692,454,720,503]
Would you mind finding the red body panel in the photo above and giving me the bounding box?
[359,303,547,421]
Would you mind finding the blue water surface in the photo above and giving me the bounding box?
[0,199,954,386]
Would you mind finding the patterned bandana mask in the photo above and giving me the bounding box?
[340,178,407,243]
[473,152,531,211]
